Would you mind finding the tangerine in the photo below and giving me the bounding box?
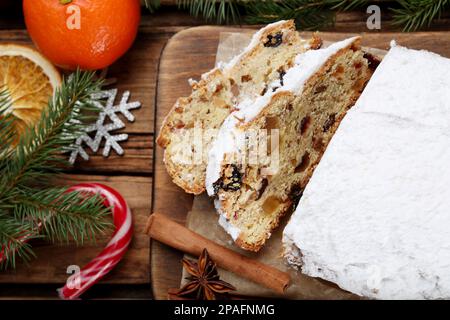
[23,0,141,70]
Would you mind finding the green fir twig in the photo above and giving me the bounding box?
[144,0,450,32]
[244,0,369,30]
[0,71,100,192]
[177,0,241,24]
[329,0,369,11]
[12,187,111,245]
[244,0,334,30]
[0,212,38,270]
[0,71,113,269]
[392,0,450,32]
[144,0,161,13]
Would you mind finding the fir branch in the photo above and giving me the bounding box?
[11,187,111,245]
[0,71,102,197]
[392,0,450,32]
[329,0,369,11]
[170,0,369,29]
[0,71,113,269]
[177,0,241,24]
[144,0,161,13]
[0,212,39,270]
[244,0,335,30]
[146,0,450,31]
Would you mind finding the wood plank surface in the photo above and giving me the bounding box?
[72,134,154,174]
[0,11,212,299]
[0,175,152,284]
[152,26,450,300]
[0,23,173,295]
[1,6,450,297]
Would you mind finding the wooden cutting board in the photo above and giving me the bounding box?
[152,26,450,300]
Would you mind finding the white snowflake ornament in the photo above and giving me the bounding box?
[69,88,141,164]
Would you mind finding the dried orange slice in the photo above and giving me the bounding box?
[0,43,61,141]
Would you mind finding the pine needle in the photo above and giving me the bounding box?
[0,212,40,270]
[144,0,161,13]
[145,0,450,31]
[177,0,240,24]
[12,187,112,245]
[0,71,113,269]
[0,71,101,195]
[392,0,450,32]
[328,0,369,11]
[244,0,334,30]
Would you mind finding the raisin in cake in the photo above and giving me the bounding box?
[157,20,321,194]
[283,43,450,299]
[206,37,374,252]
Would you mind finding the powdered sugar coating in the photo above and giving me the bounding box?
[283,44,450,299]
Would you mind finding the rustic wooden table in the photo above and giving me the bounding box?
[1,2,450,299]
[0,6,201,300]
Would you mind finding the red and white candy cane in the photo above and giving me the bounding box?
[58,183,133,300]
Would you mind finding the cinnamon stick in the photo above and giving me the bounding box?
[146,213,291,294]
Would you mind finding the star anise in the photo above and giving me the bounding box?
[176,249,236,300]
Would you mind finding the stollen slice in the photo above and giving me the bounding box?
[157,20,321,194]
[206,37,375,251]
